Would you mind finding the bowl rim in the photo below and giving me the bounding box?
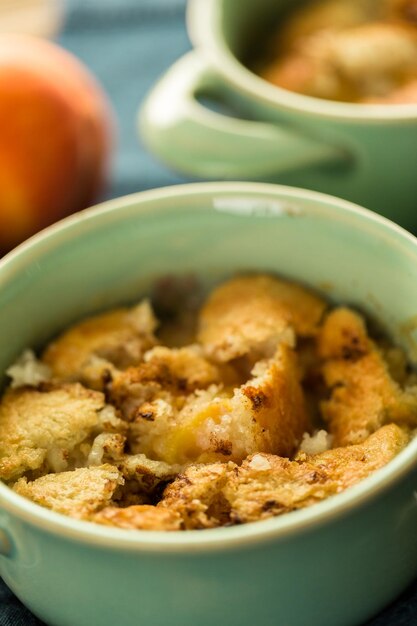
[1,181,417,553]
[187,0,417,122]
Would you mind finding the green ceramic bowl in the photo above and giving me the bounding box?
[1,182,417,626]
[139,0,417,230]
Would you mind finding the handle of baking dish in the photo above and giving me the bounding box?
[0,518,13,561]
[138,51,343,179]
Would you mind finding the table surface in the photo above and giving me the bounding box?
[0,1,417,624]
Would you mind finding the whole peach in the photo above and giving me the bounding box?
[0,34,113,254]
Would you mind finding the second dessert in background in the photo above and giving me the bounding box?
[255,0,417,104]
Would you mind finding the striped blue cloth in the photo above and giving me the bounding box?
[0,0,416,624]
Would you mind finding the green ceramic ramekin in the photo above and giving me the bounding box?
[0,182,417,626]
[139,0,417,230]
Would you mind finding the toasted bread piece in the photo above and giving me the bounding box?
[318,308,417,445]
[198,275,326,363]
[13,464,123,517]
[225,424,408,523]
[78,355,120,393]
[109,345,225,422]
[117,453,180,495]
[0,383,110,481]
[42,300,158,380]
[132,344,310,465]
[143,345,224,389]
[160,424,407,528]
[303,423,409,488]
[224,453,334,523]
[92,505,182,531]
[87,433,127,466]
[159,462,234,529]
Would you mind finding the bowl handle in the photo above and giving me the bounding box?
[0,520,13,560]
[138,51,344,179]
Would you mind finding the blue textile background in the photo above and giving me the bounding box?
[0,1,416,624]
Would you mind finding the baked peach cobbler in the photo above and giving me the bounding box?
[1,274,417,531]
[255,0,417,104]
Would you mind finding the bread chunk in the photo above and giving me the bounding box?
[14,464,123,517]
[130,344,310,465]
[87,433,127,466]
[0,383,110,481]
[141,424,409,529]
[42,300,157,380]
[198,275,326,362]
[143,345,224,390]
[118,453,180,495]
[224,453,334,524]
[318,308,417,445]
[93,505,182,531]
[109,344,224,421]
[302,423,409,488]
[225,424,409,523]
[160,462,234,529]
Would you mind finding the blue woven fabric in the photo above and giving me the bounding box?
[59,0,191,200]
[0,0,416,624]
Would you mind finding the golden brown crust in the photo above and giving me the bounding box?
[42,300,158,380]
[160,462,234,529]
[318,308,417,446]
[198,275,326,362]
[87,433,127,466]
[13,464,123,517]
[92,505,183,531]
[143,345,224,390]
[110,345,223,417]
[130,344,310,465]
[116,454,180,497]
[224,453,334,524]
[225,424,409,523]
[239,344,311,457]
[159,424,408,527]
[305,423,409,489]
[0,383,107,481]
